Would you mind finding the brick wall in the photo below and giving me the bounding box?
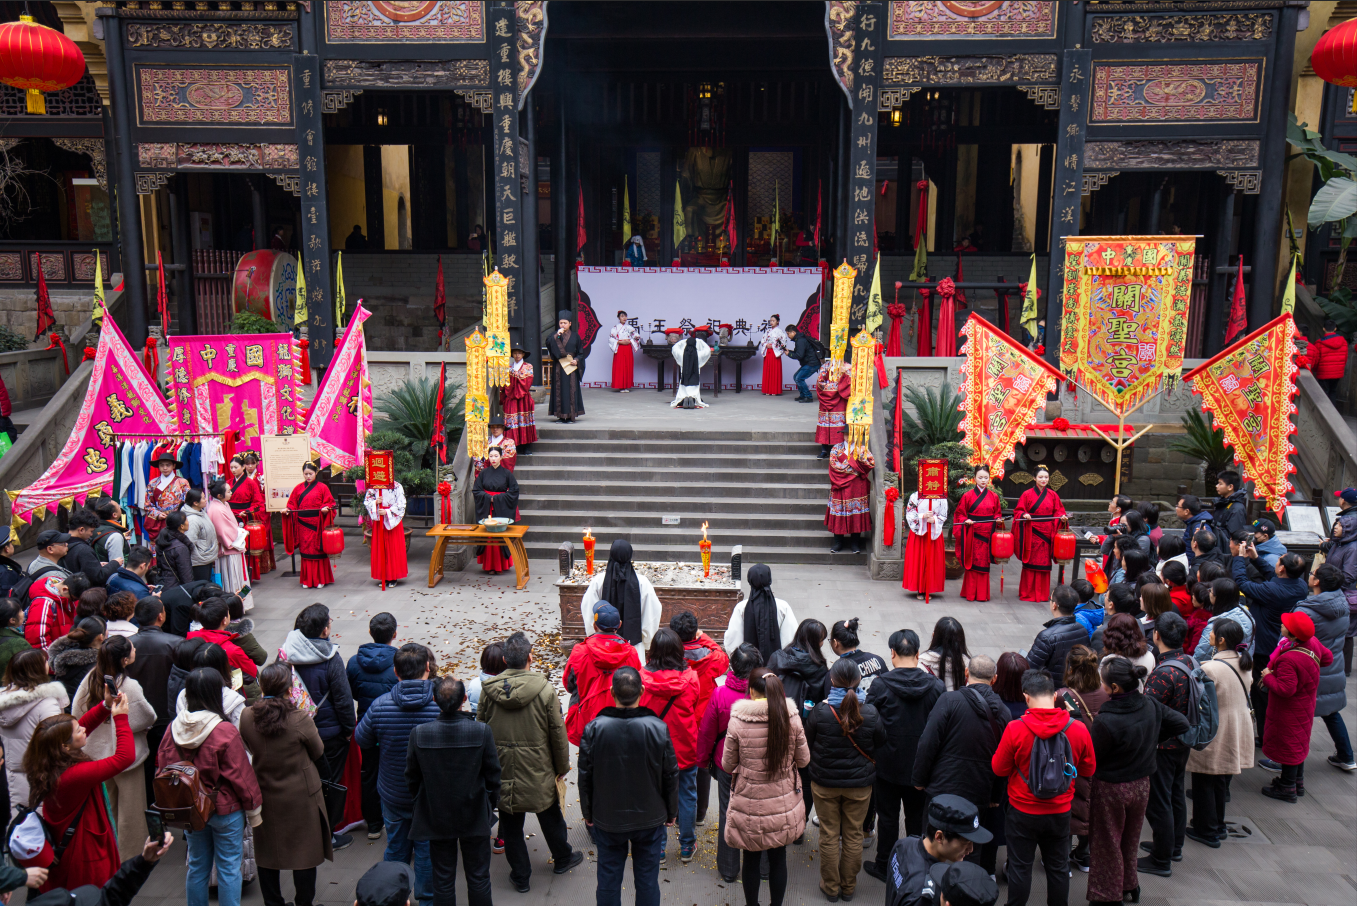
[339,253,485,351]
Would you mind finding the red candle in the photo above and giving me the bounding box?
[699,521,712,578]
[583,528,596,575]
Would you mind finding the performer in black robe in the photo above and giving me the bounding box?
[472,447,520,574]
[548,309,587,422]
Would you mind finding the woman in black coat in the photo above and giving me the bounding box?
[1086,656,1190,906]
[155,512,196,589]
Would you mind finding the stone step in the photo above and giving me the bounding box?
[523,538,867,567]
[533,427,810,442]
[515,478,830,499]
[519,522,831,548]
[522,509,824,533]
[523,439,822,455]
[515,465,827,485]
[523,494,826,515]
[517,452,826,470]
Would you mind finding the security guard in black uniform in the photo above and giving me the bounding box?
[886,796,993,906]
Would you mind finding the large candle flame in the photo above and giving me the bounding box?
[701,521,709,542]
[584,527,593,541]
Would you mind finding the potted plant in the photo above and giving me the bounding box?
[1168,409,1235,497]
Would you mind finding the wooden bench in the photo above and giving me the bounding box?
[426,524,531,589]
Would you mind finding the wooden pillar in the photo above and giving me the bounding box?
[169,177,196,334]
[363,145,386,250]
[293,23,335,370]
[1034,143,1054,255]
[490,2,524,328]
[521,94,541,362]
[251,177,266,251]
[1043,44,1091,368]
[554,88,571,315]
[99,7,148,346]
[1249,2,1300,329]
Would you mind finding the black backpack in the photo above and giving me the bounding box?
[7,563,64,609]
[1020,717,1075,799]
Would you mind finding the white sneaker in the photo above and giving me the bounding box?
[811,815,821,827]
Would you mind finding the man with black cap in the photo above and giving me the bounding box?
[355,862,412,906]
[885,795,992,906]
[1249,519,1287,573]
[27,530,71,578]
[547,310,587,423]
[925,861,1001,906]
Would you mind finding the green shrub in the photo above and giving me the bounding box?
[0,324,29,352]
[229,311,286,334]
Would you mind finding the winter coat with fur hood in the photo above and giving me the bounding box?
[0,680,68,808]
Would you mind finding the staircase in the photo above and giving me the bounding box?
[515,426,868,566]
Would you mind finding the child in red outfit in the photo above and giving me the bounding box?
[1260,612,1333,802]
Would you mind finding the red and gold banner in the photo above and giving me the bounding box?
[1183,314,1300,513]
[1058,236,1195,416]
[845,329,875,458]
[958,315,1065,479]
[917,459,949,500]
[364,450,394,490]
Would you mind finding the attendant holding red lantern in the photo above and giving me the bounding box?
[245,452,277,575]
[1013,464,1067,602]
[227,455,270,580]
[285,461,337,589]
[953,464,1005,602]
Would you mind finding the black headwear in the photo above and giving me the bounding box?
[556,310,573,325]
[602,539,643,645]
[680,334,701,386]
[743,564,781,663]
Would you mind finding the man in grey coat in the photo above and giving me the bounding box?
[1297,564,1354,771]
[180,490,219,581]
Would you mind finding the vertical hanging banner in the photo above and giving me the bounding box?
[1044,48,1092,365]
[830,261,857,363]
[845,330,876,457]
[828,1,883,330]
[168,333,301,455]
[958,315,1066,479]
[1058,236,1196,416]
[305,305,373,473]
[490,2,523,330]
[1183,314,1300,513]
[484,269,511,386]
[293,53,334,369]
[465,329,489,460]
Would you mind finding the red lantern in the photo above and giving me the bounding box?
[0,15,87,114]
[1312,18,1357,87]
[1053,524,1078,565]
[244,521,267,556]
[322,526,345,558]
[990,521,1015,562]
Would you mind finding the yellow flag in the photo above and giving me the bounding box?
[1280,254,1297,317]
[623,179,632,243]
[864,253,883,337]
[92,249,105,326]
[672,180,687,249]
[294,256,308,328]
[1021,253,1039,342]
[334,251,346,328]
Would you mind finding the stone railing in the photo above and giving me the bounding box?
[0,347,70,412]
[1291,368,1357,501]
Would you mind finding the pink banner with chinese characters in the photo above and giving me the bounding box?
[306,305,372,472]
[167,333,302,455]
[8,319,176,522]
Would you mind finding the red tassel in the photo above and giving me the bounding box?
[81,346,95,361]
[437,481,453,525]
[298,338,312,385]
[45,333,69,375]
[144,335,159,381]
[882,487,900,548]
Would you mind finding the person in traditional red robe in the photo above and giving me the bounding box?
[826,441,874,554]
[364,480,407,587]
[143,446,189,543]
[609,311,641,391]
[286,462,337,589]
[952,464,1004,602]
[503,338,538,451]
[903,491,948,599]
[242,452,276,575]
[473,447,519,575]
[476,420,517,474]
[227,456,268,581]
[814,360,851,458]
[1013,464,1068,602]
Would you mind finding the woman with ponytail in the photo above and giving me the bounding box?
[804,658,885,901]
[722,668,810,906]
[241,663,333,906]
[1186,619,1254,847]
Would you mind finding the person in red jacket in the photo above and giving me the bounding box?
[639,627,701,863]
[186,597,259,680]
[21,692,136,892]
[1260,612,1334,803]
[671,610,729,827]
[23,575,75,653]
[991,669,1096,906]
[564,602,642,746]
[1304,319,1351,398]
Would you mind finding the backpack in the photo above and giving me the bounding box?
[153,757,216,831]
[1020,717,1075,799]
[276,650,322,718]
[4,800,88,867]
[8,564,63,608]
[1153,656,1219,751]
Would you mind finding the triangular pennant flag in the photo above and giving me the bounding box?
[864,253,884,337]
[1021,254,1039,342]
[1279,255,1297,317]
[909,235,927,283]
[1224,255,1247,346]
[294,254,308,329]
[334,251,347,330]
[672,180,687,250]
[8,317,174,520]
[1183,314,1300,513]
[957,314,1066,479]
[34,265,55,341]
[92,250,106,326]
[305,304,372,472]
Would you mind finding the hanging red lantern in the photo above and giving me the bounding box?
[0,15,86,115]
[1313,18,1357,87]
[1053,518,1078,564]
[990,521,1015,562]
[321,525,345,558]
[244,521,267,556]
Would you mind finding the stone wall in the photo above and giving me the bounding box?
[338,252,485,351]
[0,288,94,339]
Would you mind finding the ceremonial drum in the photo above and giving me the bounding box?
[232,250,298,324]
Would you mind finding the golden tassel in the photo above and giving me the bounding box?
[26,89,45,115]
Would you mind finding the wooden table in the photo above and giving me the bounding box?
[426,524,531,589]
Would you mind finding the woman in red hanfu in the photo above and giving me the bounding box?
[143,446,189,543]
[814,360,851,459]
[952,464,1004,602]
[503,337,538,451]
[364,479,407,587]
[609,310,642,391]
[903,490,948,600]
[286,461,336,589]
[1013,464,1067,602]
[826,441,874,554]
[243,452,276,575]
[759,314,789,395]
[227,455,271,580]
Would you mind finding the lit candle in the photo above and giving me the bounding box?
[583,527,596,575]
[699,521,712,578]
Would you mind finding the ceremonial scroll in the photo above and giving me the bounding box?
[830,261,856,363]
[845,329,875,457]
[1058,236,1195,415]
[1183,314,1300,513]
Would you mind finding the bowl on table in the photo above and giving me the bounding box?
[480,517,511,533]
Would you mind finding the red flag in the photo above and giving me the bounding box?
[434,256,446,346]
[156,251,170,337]
[576,181,587,257]
[432,361,447,464]
[725,181,737,255]
[1224,255,1247,346]
[34,264,55,340]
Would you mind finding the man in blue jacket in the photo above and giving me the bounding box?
[1174,495,1214,567]
[348,612,400,842]
[105,546,154,598]
[356,642,441,906]
[783,324,823,402]
[1232,547,1309,765]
